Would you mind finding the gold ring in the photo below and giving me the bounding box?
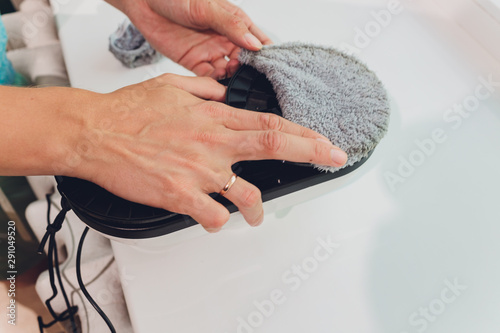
[220,173,237,196]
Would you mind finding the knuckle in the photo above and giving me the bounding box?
[233,8,245,19]
[202,101,226,118]
[170,183,194,205]
[228,16,243,28]
[237,136,257,158]
[191,2,210,24]
[160,72,174,81]
[260,113,284,131]
[142,73,172,89]
[313,142,327,162]
[259,130,286,154]
[176,191,211,216]
[232,8,252,25]
[194,130,217,144]
[241,187,261,209]
[165,195,190,217]
[157,73,175,85]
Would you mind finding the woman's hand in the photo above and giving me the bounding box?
[0,75,347,232]
[65,74,347,232]
[106,0,272,79]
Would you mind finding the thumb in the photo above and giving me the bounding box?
[206,2,263,51]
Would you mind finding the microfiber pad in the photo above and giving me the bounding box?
[239,43,390,172]
[109,19,161,68]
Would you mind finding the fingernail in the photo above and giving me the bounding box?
[331,149,348,166]
[317,138,333,145]
[205,227,221,233]
[244,33,263,50]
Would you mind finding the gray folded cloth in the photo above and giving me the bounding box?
[240,43,391,172]
[109,19,161,68]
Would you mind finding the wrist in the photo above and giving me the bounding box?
[50,87,104,179]
[0,86,101,177]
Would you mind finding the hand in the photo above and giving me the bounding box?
[70,74,347,232]
[107,0,272,79]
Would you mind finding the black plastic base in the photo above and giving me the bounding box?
[56,154,370,239]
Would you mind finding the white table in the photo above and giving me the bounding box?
[55,0,500,332]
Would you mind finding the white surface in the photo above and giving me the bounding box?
[432,0,500,61]
[56,0,500,332]
[476,0,500,22]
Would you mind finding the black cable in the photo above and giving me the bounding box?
[76,227,116,333]
[38,194,78,333]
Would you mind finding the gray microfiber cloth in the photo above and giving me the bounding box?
[109,19,162,68]
[239,42,390,172]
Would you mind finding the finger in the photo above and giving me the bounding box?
[191,62,217,78]
[226,59,240,77]
[222,176,264,227]
[177,35,233,73]
[205,2,263,51]
[211,57,230,79]
[226,47,241,77]
[186,192,230,233]
[228,47,240,61]
[146,73,226,101]
[191,63,225,81]
[233,130,348,167]
[213,104,332,142]
[248,24,273,46]
[217,1,272,46]
[210,67,228,81]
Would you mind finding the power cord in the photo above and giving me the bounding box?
[37,194,78,332]
[76,227,116,333]
[38,194,116,333]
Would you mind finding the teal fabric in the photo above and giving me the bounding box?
[0,14,27,86]
[0,14,15,84]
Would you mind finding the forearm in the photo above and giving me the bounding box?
[0,86,98,176]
